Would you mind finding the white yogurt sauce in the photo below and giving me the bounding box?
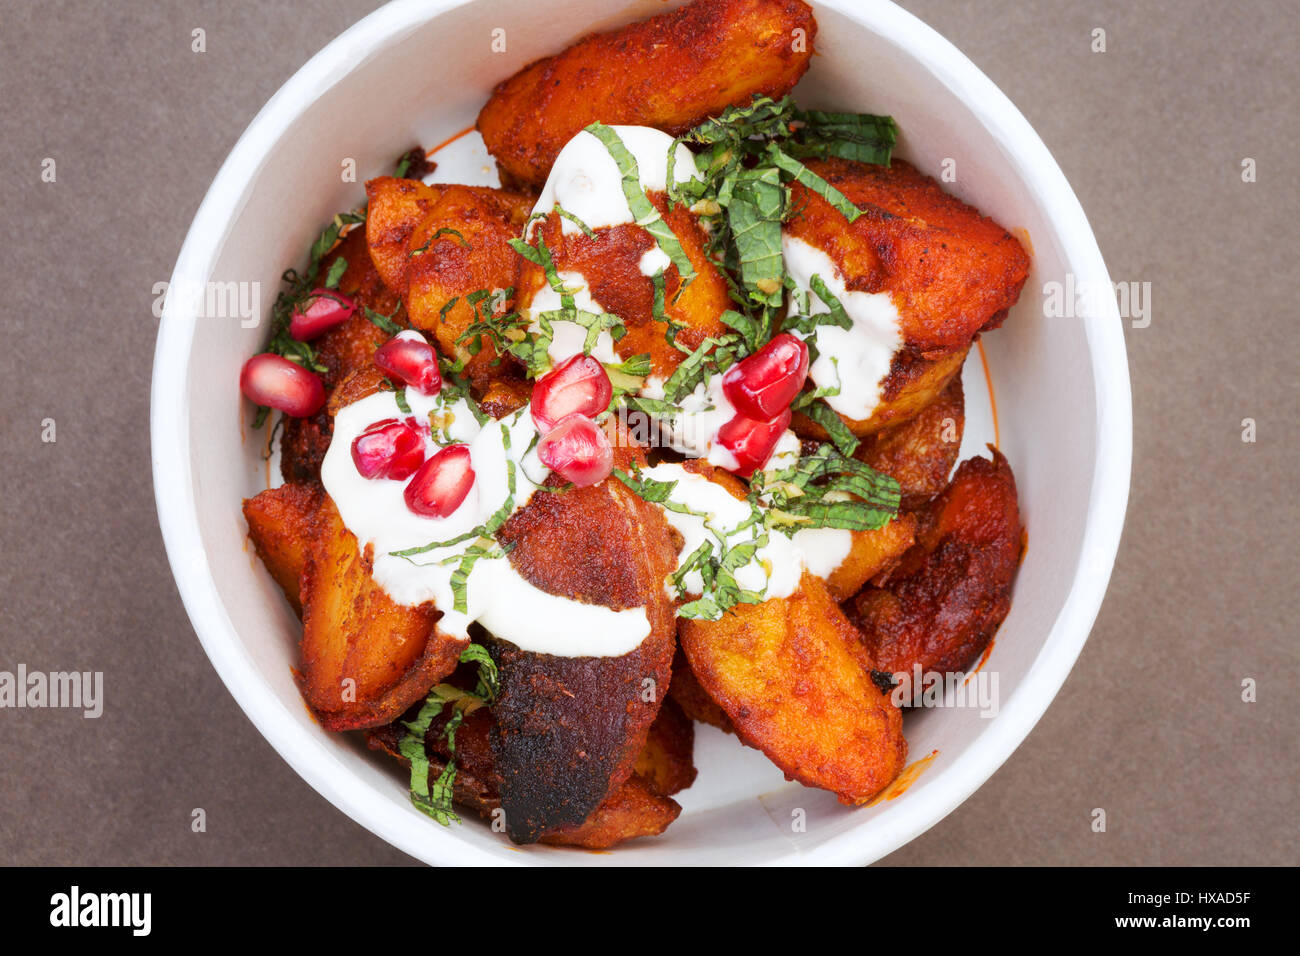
[783,234,904,422]
[521,126,700,369]
[531,126,700,235]
[525,270,622,367]
[640,374,740,471]
[320,388,650,656]
[643,462,851,605]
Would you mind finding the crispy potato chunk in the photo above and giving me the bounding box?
[297,498,465,731]
[364,177,449,294]
[851,449,1023,676]
[792,345,968,440]
[857,373,965,508]
[634,697,697,797]
[822,514,918,602]
[679,572,907,803]
[477,0,816,188]
[242,483,323,614]
[486,437,681,843]
[786,158,1030,354]
[517,200,731,379]
[403,184,534,385]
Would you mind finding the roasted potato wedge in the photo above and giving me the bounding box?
[242,482,323,614]
[518,200,732,379]
[634,696,697,797]
[785,158,1031,354]
[792,345,968,440]
[486,437,681,843]
[297,498,465,731]
[478,0,816,188]
[856,373,965,508]
[851,448,1023,676]
[679,571,907,803]
[403,184,534,385]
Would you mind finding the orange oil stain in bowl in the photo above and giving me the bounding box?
[425,125,476,160]
[976,337,999,450]
[866,749,939,806]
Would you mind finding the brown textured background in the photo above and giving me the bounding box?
[1,0,1295,866]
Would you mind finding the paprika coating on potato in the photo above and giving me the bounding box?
[785,158,1030,355]
[856,373,966,508]
[477,0,816,188]
[297,498,465,731]
[851,448,1023,677]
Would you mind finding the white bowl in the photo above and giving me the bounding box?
[152,0,1131,865]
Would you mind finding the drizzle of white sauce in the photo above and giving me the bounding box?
[320,388,650,657]
[638,246,671,277]
[643,462,851,604]
[783,234,904,422]
[531,126,700,235]
[640,374,741,471]
[524,271,622,367]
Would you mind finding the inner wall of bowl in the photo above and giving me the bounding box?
[184,0,1095,863]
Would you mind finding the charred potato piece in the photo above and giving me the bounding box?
[668,648,734,733]
[679,571,907,803]
[785,158,1030,354]
[242,482,323,614]
[368,694,681,848]
[487,438,681,844]
[851,449,1023,676]
[791,345,968,440]
[518,200,731,379]
[404,185,534,386]
[633,696,697,797]
[478,0,816,188]
[822,513,918,602]
[366,706,504,820]
[856,373,965,508]
[297,498,465,731]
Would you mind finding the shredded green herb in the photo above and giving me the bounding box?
[400,643,499,826]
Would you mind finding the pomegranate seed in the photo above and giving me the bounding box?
[351,418,426,480]
[716,407,793,478]
[374,330,441,396]
[404,444,475,517]
[530,355,613,431]
[289,288,355,341]
[239,353,325,418]
[538,414,614,487]
[721,333,810,420]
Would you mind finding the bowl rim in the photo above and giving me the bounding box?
[151,0,1131,866]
